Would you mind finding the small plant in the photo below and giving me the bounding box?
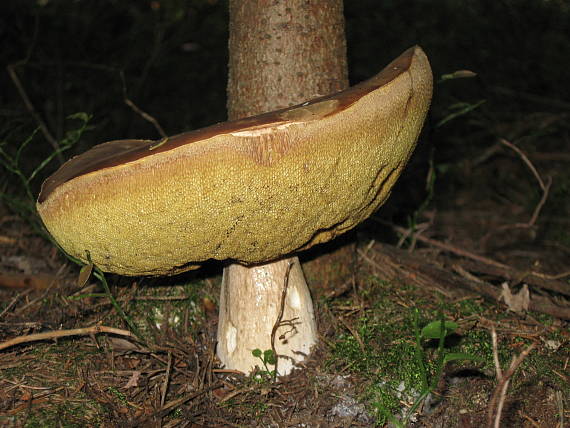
[251,348,277,380]
[107,386,130,407]
[0,113,91,230]
[375,309,481,427]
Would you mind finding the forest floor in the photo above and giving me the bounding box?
[0,134,569,427]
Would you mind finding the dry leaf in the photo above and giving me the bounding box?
[19,390,33,401]
[77,262,94,288]
[499,283,530,312]
[202,297,216,313]
[108,337,139,352]
[0,272,58,290]
[124,371,141,388]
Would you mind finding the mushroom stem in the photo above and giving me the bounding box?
[217,257,317,375]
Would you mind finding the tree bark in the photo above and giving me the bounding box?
[227,0,348,119]
[217,0,348,375]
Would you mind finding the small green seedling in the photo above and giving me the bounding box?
[377,310,482,427]
[251,348,277,380]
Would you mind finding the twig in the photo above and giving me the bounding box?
[491,328,502,380]
[148,382,223,420]
[459,259,570,297]
[494,345,536,428]
[160,352,173,408]
[383,221,570,297]
[4,387,65,416]
[218,385,256,404]
[555,390,565,428]
[13,267,62,315]
[486,328,536,428]
[0,235,17,245]
[124,98,167,139]
[499,139,547,192]
[6,16,63,163]
[481,139,551,246]
[7,65,62,163]
[531,270,570,281]
[271,261,294,378]
[121,71,167,139]
[517,411,541,428]
[0,290,32,320]
[337,316,366,353]
[384,221,508,270]
[361,242,570,319]
[0,325,137,351]
[526,176,550,226]
[211,368,244,375]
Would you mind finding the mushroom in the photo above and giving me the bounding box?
[37,46,432,374]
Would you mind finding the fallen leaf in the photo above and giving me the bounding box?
[499,283,530,312]
[203,297,216,313]
[124,371,141,388]
[0,272,58,290]
[108,337,139,352]
[19,390,32,401]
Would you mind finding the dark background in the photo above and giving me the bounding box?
[1,0,569,239]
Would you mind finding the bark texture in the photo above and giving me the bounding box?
[227,0,348,119]
[218,0,348,375]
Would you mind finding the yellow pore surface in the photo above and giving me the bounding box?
[37,48,432,276]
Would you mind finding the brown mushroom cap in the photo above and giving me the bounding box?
[37,46,432,276]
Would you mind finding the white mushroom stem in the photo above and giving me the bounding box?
[217,256,317,375]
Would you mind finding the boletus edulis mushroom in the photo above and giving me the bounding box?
[37,46,432,375]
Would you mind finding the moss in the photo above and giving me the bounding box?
[22,399,105,428]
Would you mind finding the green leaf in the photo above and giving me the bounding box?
[252,348,262,358]
[421,320,458,339]
[439,69,477,83]
[443,353,483,364]
[67,112,91,122]
[435,100,486,128]
[263,349,276,365]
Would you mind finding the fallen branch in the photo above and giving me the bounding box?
[383,220,507,269]
[359,243,570,320]
[459,259,570,298]
[0,325,137,351]
[384,222,570,298]
[160,352,173,408]
[0,289,32,320]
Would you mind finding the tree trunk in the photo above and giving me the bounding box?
[217,0,348,375]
